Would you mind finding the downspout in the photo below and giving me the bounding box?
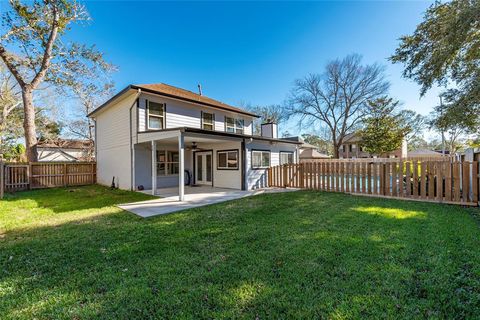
[241,138,247,190]
[129,89,142,191]
[93,119,97,160]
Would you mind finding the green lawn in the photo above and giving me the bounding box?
[1,185,480,319]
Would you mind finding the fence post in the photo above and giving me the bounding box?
[283,164,287,188]
[380,163,386,196]
[27,162,31,190]
[63,163,68,187]
[0,159,4,199]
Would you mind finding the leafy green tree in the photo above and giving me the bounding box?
[0,0,115,161]
[391,0,480,130]
[3,143,26,161]
[397,109,427,151]
[301,133,333,155]
[360,97,409,156]
[428,102,473,153]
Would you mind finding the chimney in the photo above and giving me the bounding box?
[260,121,278,139]
[197,84,202,96]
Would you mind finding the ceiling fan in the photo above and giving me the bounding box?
[186,142,203,151]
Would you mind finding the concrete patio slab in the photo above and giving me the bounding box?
[118,186,299,218]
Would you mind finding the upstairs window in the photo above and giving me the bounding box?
[251,150,270,169]
[280,152,294,165]
[202,112,214,131]
[147,101,165,130]
[225,117,244,134]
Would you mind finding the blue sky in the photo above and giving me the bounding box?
[69,1,440,136]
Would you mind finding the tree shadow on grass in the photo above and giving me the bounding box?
[1,185,155,214]
[1,190,480,319]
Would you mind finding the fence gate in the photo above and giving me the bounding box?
[4,164,29,192]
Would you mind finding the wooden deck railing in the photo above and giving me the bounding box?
[1,162,96,198]
[268,160,479,206]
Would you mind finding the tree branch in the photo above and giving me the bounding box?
[0,45,26,88]
[30,5,59,89]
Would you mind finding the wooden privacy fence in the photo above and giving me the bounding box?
[268,160,479,206]
[0,162,96,198]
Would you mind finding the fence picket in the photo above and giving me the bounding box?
[413,161,419,198]
[420,162,427,199]
[472,161,478,204]
[406,161,411,197]
[462,162,470,202]
[436,162,444,201]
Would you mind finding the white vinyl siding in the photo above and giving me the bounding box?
[95,93,138,190]
[137,93,254,135]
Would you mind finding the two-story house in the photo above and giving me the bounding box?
[338,132,407,159]
[88,83,301,200]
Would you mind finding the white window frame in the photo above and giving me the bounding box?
[217,150,239,170]
[280,151,294,165]
[156,150,179,176]
[225,116,244,134]
[147,100,165,130]
[251,150,270,169]
[201,111,215,131]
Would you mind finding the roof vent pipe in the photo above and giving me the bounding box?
[198,84,202,96]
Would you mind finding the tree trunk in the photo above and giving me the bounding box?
[22,88,38,162]
[333,142,340,159]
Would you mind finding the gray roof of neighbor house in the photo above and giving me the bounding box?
[299,148,330,159]
[88,83,259,118]
[37,139,93,149]
[407,149,444,157]
[283,136,330,150]
[341,132,362,143]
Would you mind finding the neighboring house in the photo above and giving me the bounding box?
[88,83,301,199]
[338,132,407,159]
[284,137,330,161]
[299,143,330,161]
[37,139,93,162]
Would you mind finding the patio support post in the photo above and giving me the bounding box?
[131,145,135,191]
[178,134,185,201]
[151,140,157,196]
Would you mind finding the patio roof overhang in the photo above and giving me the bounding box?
[136,127,303,145]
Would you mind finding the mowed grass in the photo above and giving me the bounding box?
[1,185,480,319]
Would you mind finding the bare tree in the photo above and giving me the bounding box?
[0,62,22,156]
[0,0,114,161]
[288,54,389,158]
[66,81,114,160]
[246,104,288,135]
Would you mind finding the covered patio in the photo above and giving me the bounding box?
[119,185,298,217]
[133,128,245,201]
